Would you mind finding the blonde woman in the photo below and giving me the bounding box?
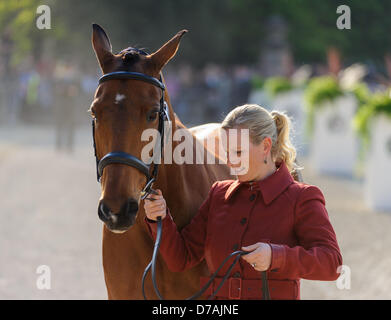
[144,104,342,300]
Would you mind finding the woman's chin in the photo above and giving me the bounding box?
[237,173,250,182]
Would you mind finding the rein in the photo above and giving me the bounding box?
[142,216,270,300]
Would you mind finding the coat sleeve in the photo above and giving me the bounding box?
[144,181,218,272]
[268,185,343,280]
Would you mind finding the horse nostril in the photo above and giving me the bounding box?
[98,201,113,223]
[98,199,138,230]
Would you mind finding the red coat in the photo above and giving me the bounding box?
[145,161,342,300]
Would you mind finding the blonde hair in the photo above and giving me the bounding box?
[221,104,302,175]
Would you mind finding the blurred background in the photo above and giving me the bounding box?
[1,0,391,299]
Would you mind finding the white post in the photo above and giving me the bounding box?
[309,93,359,177]
[365,115,391,211]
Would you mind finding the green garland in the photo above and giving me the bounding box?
[353,91,391,153]
[349,82,371,109]
[263,77,293,97]
[303,76,344,135]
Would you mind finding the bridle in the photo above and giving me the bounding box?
[91,57,270,301]
[92,69,170,200]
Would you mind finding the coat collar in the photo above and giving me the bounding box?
[224,161,294,205]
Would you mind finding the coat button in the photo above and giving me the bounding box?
[240,218,247,225]
[232,243,239,251]
[249,194,256,201]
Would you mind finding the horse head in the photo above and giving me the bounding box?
[90,24,187,233]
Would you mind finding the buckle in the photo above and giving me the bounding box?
[228,278,242,299]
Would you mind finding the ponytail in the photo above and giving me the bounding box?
[270,110,299,174]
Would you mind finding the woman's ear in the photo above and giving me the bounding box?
[262,137,273,156]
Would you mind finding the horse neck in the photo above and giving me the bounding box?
[153,96,219,225]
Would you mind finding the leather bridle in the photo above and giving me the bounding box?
[92,70,170,200]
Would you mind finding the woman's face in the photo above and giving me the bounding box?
[222,128,272,182]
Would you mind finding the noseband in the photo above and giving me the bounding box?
[92,70,170,199]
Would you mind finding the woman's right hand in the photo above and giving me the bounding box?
[143,189,167,221]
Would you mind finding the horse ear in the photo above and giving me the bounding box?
[149,30,188,71]
[92,23,113,71]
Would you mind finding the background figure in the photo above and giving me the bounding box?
[53,78,79,153]
[230,66,252,108]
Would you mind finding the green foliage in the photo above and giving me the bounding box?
[353,91,391,152]
[264,77,293,97]
[3,1,391,69]
[0,0,44,64]
[349,82,371,108]
[230,0,391,64]
[304,76,343,135]
[304,76,343,109]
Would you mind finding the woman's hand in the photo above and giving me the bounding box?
[143,189,167,221]
[241,242,272,272]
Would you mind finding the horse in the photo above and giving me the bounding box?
[90,24,234,299]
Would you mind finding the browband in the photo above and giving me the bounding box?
[98,71,165,90]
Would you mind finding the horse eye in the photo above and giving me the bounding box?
[147,111,159,122]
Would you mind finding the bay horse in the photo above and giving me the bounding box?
[90,24,234,299]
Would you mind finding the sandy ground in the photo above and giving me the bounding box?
[0,123,390,300]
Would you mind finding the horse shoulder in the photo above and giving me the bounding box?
[188,123,225,161]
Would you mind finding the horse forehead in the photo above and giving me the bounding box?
[96,80,158,104]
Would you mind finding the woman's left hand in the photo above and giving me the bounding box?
[241,242,272,272]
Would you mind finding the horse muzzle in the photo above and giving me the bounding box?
[98,198,139,232]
